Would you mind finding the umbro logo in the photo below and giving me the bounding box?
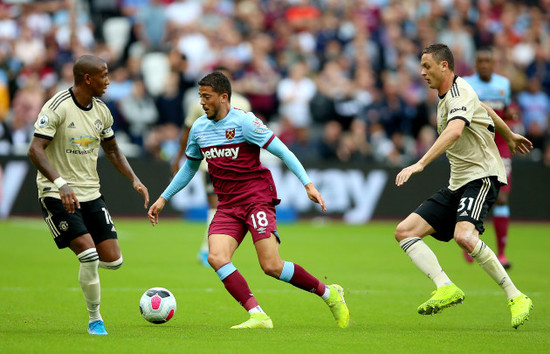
[68,122,76,128]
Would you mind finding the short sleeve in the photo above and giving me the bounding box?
[447,90,474,126]
[33,108,61,139]
[101,108,115,140]
[241,113,275,148]
[185,124,204,161]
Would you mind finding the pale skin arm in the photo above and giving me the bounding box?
[305,183,326,212]
[27,136,81,213]
[396,119,466,186]
[480,101,533,155]
[148,196,166,226]
[101,137,149,209]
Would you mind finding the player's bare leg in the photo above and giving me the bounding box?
[255,234,349,328]
[96,238,123,270]
[208,234,271,328]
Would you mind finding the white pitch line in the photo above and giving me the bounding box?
[0,286,543,297]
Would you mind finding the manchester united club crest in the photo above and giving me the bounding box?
[226,128,235,140]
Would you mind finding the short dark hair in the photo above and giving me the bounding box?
[73,55,106,84]
[198,71,232,100]
[422,43,455,71]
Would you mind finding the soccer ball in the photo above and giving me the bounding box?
[139,287,177,324]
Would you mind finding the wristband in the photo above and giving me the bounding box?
[53,177,67,189]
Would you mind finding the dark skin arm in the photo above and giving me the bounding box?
[101,137,150,209]
[27,136,81,213]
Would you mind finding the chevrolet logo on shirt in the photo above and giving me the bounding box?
[70,136,98,147]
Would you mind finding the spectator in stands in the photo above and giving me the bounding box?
[145,71,183,160]
[10,73,45,154]
[317,120,342,161]
[517,77,550,151]
[135,0,167,51]
[233,34,280,122]
[526,43,550,96]
[119,78,158,146]
[276,60,316,146]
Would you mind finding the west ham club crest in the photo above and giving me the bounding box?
[226,128,235,140]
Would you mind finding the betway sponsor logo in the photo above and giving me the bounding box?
[203,147,240,160]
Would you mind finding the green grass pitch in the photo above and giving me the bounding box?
[0,218,548,353]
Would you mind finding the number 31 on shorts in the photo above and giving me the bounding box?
[250,211,269,229]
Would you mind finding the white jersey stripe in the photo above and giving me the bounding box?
[472,177,490,220]
[40,198,60,238]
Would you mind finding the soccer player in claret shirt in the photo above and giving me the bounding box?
[464,48,519,269]
[27,55,150,335]
[148,71,350,329]
[394,44,533,328]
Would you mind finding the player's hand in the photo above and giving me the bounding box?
[507,133,533,155]
[133,179,150,209]
[305,183,326,212]
[58,184,80,213]
[148,197,166,226]
[396,162,424,187]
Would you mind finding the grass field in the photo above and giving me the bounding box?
[0,217,548,353]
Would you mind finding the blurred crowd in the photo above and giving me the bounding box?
[1,0,550,166]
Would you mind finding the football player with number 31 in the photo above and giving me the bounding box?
[148,71,350,329]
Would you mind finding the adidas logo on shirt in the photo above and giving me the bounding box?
[68,122,76,128]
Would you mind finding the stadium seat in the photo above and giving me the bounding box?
[141,52,170,97]
[102,17,131,60]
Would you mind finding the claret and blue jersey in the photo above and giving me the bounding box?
[185,107,278,207]
[463,73,511,115]
[464,72,514,158]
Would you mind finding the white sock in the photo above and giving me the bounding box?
[470,240,521,300]
[321,285,330,300]
[99,256,123,270]
[200,208,216,252]
[400,237,452,288]
[77,248,102,322]
[248,305,265,314]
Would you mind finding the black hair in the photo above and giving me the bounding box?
[198,71,232,100]
[73,55,106,84]
[422,43,455,71]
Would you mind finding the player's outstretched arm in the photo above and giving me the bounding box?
[148,197,166,226]
[28,136,81,213]
[480,102,533,155]
[396,119,465,186]
[101,137,150,208]
[265,137,327,211]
